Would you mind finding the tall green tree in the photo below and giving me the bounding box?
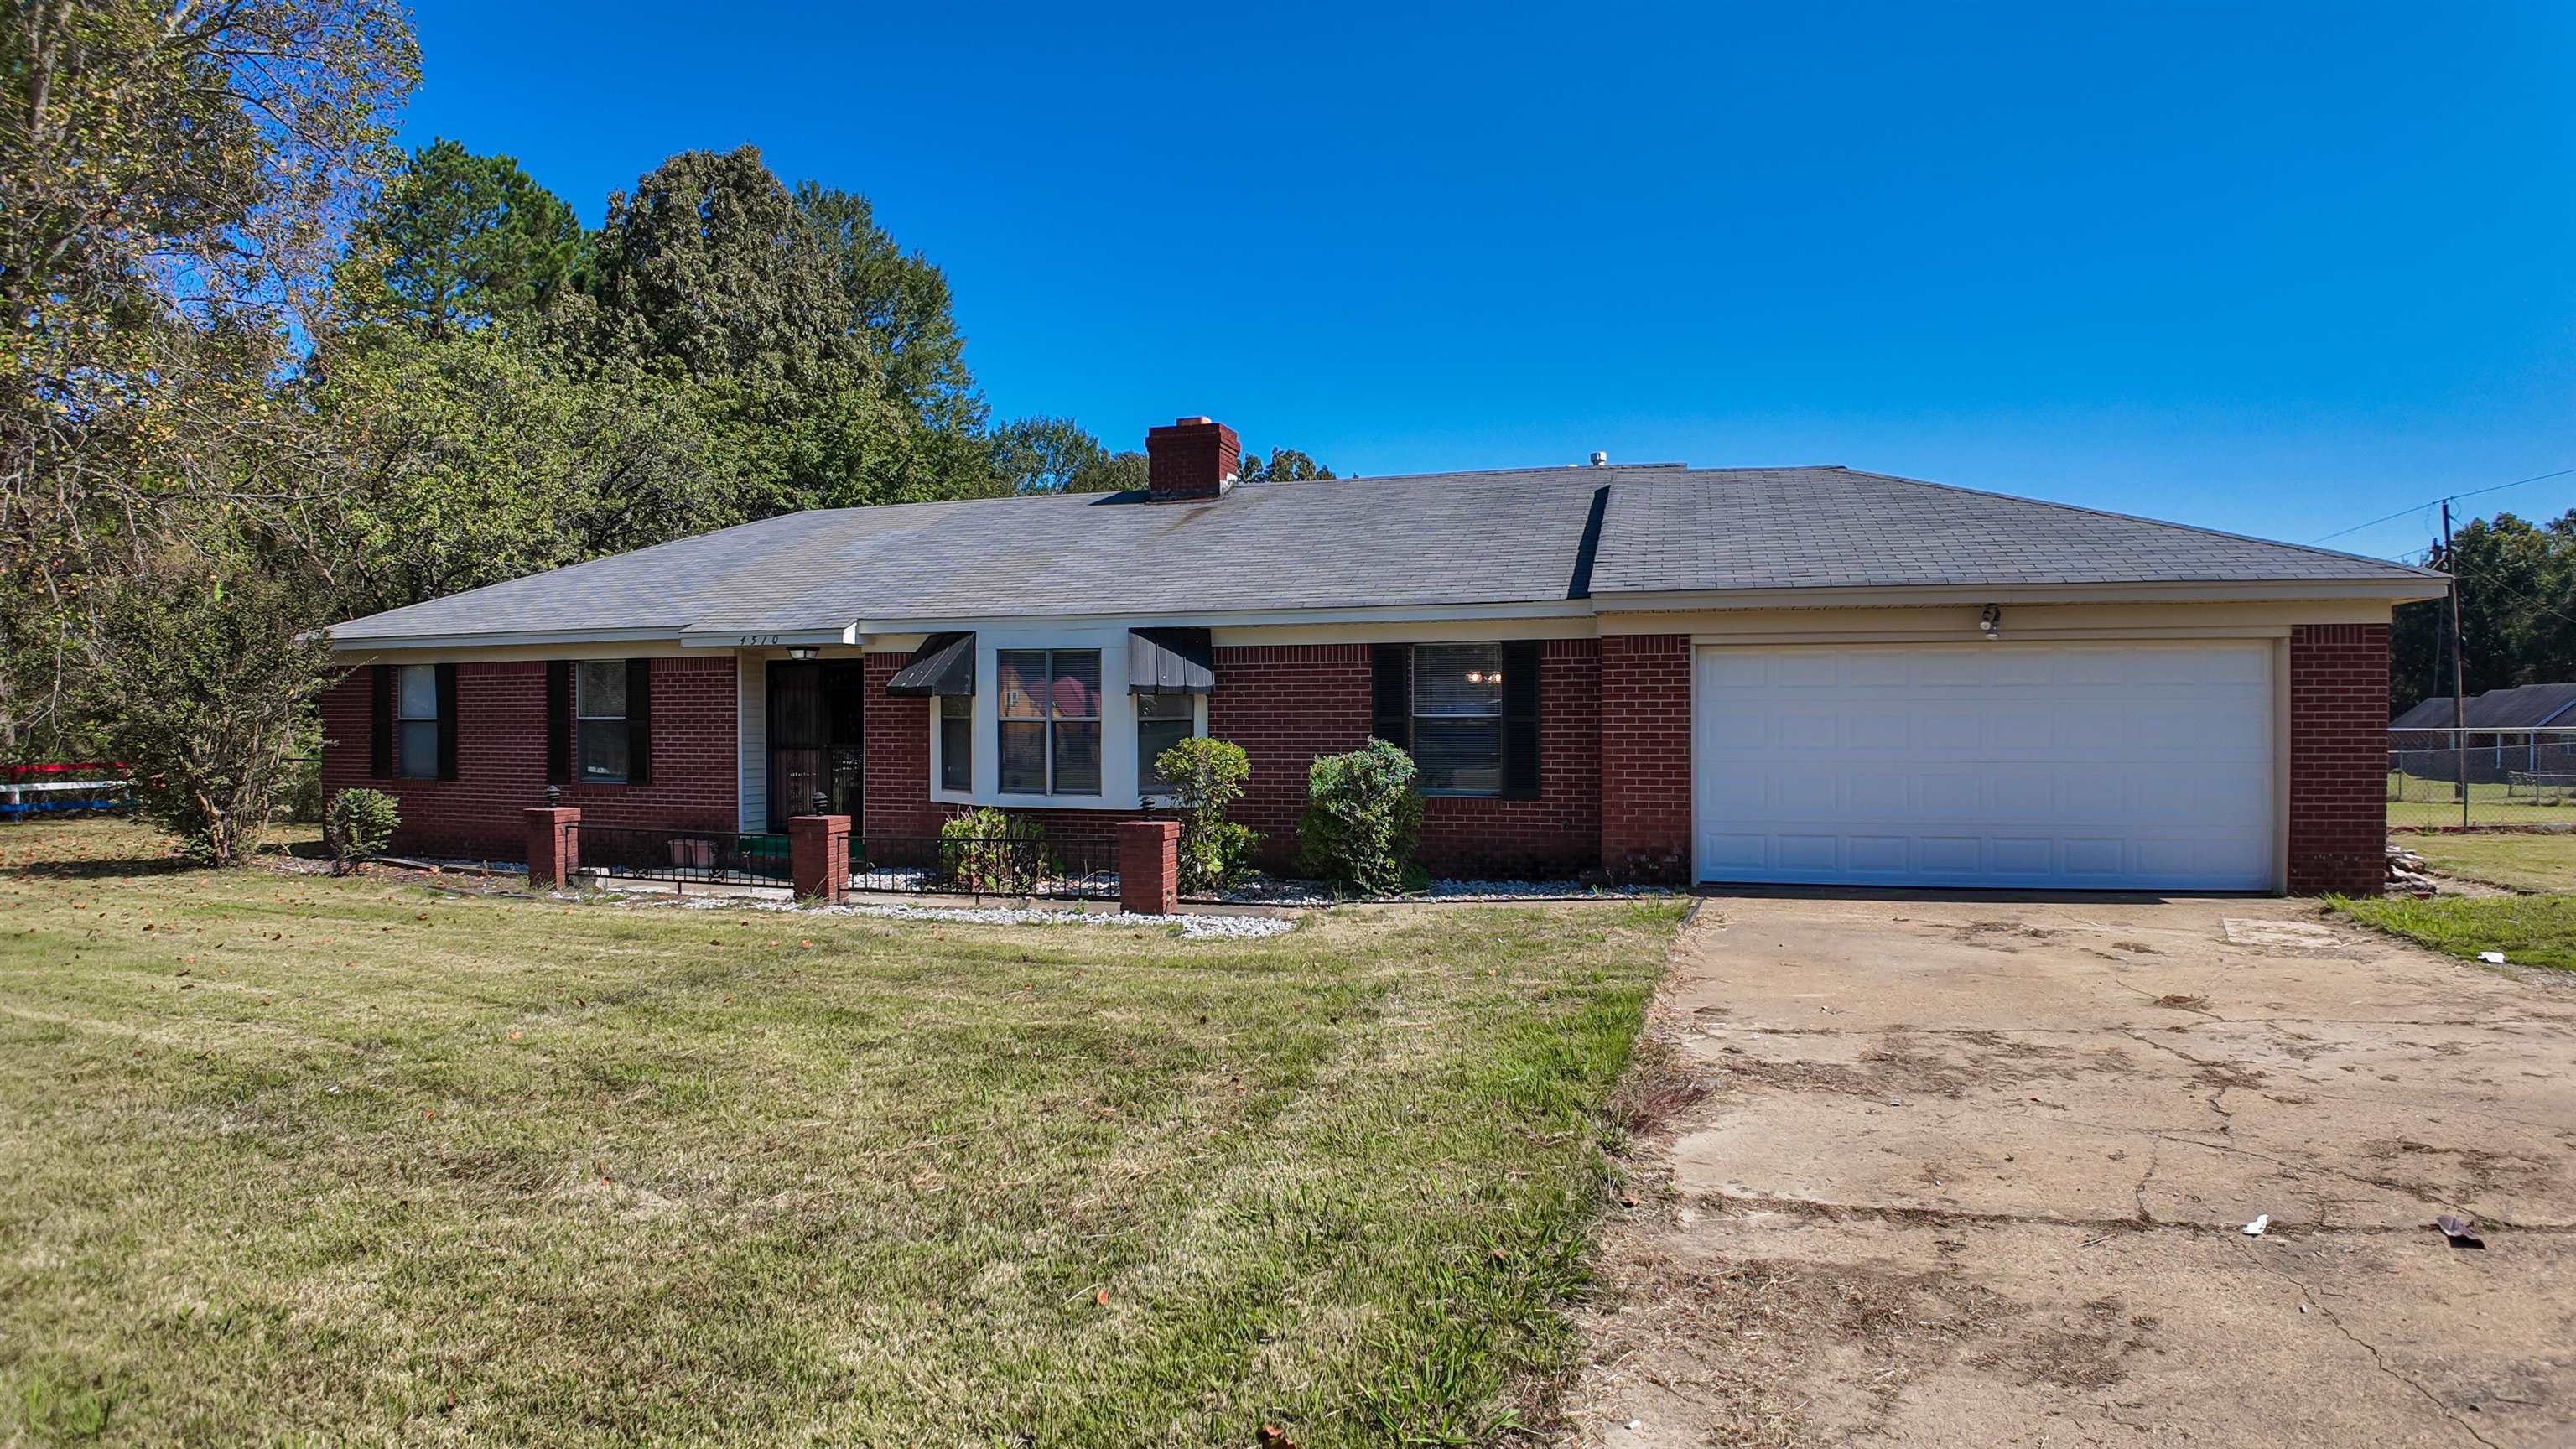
[0,0,416,759]
[2392,509,2576,715]
[584,146,866,392]
[797,183,984,438]
[339,138,583,337]
[1242,447,1336,482]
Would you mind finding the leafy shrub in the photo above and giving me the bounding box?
[76,558,335,865]
[937,807,1050,892]
[324,787,401,872]
[1296,738,1423,895]
[1154,735,1259,893]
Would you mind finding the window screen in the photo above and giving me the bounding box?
[575,660,629,783]
[1411,642,1504,794]
[1137,694,1193,795]
[396,664,439,781]
[938,694,973,792]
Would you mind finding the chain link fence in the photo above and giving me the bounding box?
[2388,728,2576,828]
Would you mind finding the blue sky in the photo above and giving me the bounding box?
[400,2,2573,562]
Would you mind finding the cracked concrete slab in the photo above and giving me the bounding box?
[1564,894,2576,1447]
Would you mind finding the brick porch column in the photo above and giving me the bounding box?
[525,806,579,890]
[1119,819,1180,916]
[789,814,851,906]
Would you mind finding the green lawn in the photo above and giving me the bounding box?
[2393,830,2576,893]
[0,820,1681,1447]
[2334,894,2576,973]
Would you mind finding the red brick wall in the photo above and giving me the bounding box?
[1415,641,1602,875]
[860,641,1605,876]
[860,654,937,840]
[2288,623,2388,895]
[318,657,736,860]
[1598,633,1693,883]
[1208,643,1375,865]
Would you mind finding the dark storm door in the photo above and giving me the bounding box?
[767,663,824,833]
[766,662,866,833]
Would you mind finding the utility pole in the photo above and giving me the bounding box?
[2444,500,2469,826]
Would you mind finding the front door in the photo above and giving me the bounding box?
[767,662,865,832]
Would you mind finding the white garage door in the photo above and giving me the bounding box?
[1693,641,2276,890]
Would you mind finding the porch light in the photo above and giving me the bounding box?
[1979,604,2002,640]
[787,646,820,661]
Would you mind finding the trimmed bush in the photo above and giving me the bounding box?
[1296,738,1424,895]
[1154,735,1259,893]
[937,807,1050,892]
[323,788,401,874]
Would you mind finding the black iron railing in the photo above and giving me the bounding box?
[850,834,1115,901]
[572,823,793,887]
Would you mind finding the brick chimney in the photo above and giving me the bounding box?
[1145,416,1240,501]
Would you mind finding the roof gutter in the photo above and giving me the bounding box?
[1589,578,2450,611]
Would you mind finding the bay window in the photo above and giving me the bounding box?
[1136,693,1194,795]
[938,694,973,792]
[997,649,1101,796]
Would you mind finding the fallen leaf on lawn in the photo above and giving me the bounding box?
[1093,1288,1109,1306]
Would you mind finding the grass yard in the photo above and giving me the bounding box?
[2392,829,2576,893]
[2334,893,2576,973]
[2386,772,2576,828]
[0,820,1682,1447]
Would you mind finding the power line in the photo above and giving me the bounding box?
[2307,465,2576,546]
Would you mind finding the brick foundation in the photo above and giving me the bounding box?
[319,657,736,860]
[2287,623,2389,895]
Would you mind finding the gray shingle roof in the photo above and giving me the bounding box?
[1591,467,2442,594]
[326,464,2439,644]
[2390,683,2576,730]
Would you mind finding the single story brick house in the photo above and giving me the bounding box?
[321,417,2441,892]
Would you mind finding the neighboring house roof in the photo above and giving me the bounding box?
[2390,683,2576,730]
[326,464,2443,647]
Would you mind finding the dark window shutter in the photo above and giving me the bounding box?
[626,657,653,786]
[434,663,460,781]
[368,664,393,779]
[1500,641,1542,799]
[545,661,571,785]
[1370,644,1410,751]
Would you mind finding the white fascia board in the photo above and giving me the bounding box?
[325,625,680,655]
[855,600,1596,635]
[676,622,859,649]
[1591,579,2449,610]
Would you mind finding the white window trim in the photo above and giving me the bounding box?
[927,626,1207,812]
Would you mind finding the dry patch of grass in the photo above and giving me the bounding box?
[0,820,1682,1446]
[2394,829,2576,894]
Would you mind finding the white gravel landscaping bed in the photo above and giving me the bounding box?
[603,887,1294,939]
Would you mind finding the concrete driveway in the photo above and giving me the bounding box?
[1566,894,2576,1448]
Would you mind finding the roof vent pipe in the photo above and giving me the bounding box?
[1589,450,1607,467]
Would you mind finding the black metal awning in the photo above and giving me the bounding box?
[1128,627,1214,695]
[884,631,976,696]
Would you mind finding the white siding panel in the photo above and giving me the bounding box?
[737,652,766,833]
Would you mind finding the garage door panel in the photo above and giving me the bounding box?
[1696,641,2275,890]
